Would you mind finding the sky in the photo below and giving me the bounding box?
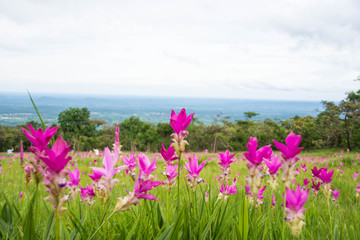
[0,0,359,101]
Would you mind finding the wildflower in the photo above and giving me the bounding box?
[256,185,266,206]
[19,191,23,199]
[20,140,24,166]
[91,147,127,201]
[356,185,360,198]
[184,154,209,189]
[244,137,272,196]
[354,172,359,181]
[271,194,276,208]
[163,163,178,188]
[160,143,178,163]
[332,189,339,203]
[88,168,103,182]
[122,152,138,177]
[138,153,157,180]
[112,124,122,154]
[218,150,235,174]
[24,164,33,185]
[170,108,194,154]
[115,179,161,212]
[218,183,237,200]
[273,132,303,187]
[36,136,72,172]
[67,167,80,197]
[318,169,334,198]
[303,178,310,187]
[264,154,282,191]
[80,185,96,205]
[284,184,309,238]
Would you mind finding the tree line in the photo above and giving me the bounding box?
[1,83,359,153]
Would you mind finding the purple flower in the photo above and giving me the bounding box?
[88,168,103,182]
[244,137,272,167]
[273,132,303,160]
[272,194,276,207]
[354,172,359,181]
[264,154,282,176]
[218,149,235,169]
[169,108,194,134]
[160,143,178,163]
[36,136,72,172]
[311,166,326,178]
[332,189,339,201]
[115,124,120,144]
[21,124,59,151]
[164,163,178,182]
[303,178,310,186]
[318,169,334,183]
[91,147,126,180]
[138,153,157,179]
[122,152,138,172]
[68,167,80,187]
[184,154,208,179]
[284,184,309,219]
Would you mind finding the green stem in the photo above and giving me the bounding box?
[167,190,170,222]
[177,152,183,212]
[89,211,115,240]
[327,197,333,239]
[55,210,60,240]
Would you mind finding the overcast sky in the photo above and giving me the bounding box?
[1,0,359,101]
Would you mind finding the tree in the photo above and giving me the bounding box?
[58,107,95,150]
[244,112,259,120]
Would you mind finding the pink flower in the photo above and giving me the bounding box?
[80,185,95,198]
[138,153,157,179]
[244,137,272,167]
[354,172,359,181]
[68,167,80,187]
[91,148,126,180]
[37,136,72,172]
[169,108,194,134]
[257,186,266,202]
[318,169,334,183]
[88,168,103,182]
[272,194,276,207]
[160,143,178,163]
[218,149,235,169]
[184,154,209,179]
[284,184,309,220]
[311,166,325,178]
[115,124,120,144]
[21,124,59,151]
[332,189,339,201]
[164,163,178,182]
[264,154,282,176]
[273,132,303,160]
[303,178,310,186]
[122,152,138,172]
[19,191,23,199]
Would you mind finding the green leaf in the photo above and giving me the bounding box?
[23,191,37,240]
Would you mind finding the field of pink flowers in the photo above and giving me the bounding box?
[1,108,360,239]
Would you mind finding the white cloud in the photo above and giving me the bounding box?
[0,0,359,101]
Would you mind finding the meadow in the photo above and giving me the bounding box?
[1,108,360,240]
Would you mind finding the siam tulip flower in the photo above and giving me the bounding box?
[80,185,96,205]
[273,132,303,187]
[284,184,309,238]
[264,154,282,191]
[20,140,24,166]
[169,108,194,154]
[332,189,339,203]
[122,152,138,177]
[184,154,209,189]
[300,164,307,172]
[311,179,321,195]
[36,136,72,172]
[160,143,178,163]
[244,137,272,196]
[19,191,23,199]
[354,172,359,181]
[218,182,237,200]
[67,167,80,197]
[311,166,325,178]
[112,124,122,154]
[138,153,157,180]
[88,168,103,182]
[256,185,266,206]
[68,167,80,187]
[21,124,59,151]
[303,178,310,187]
[271,194,276,209]
[319,169,334,198]
[91,147,127,202]
[356,185,360,198]
[218,149,236,177]
[273,131,304,161]
[115,179,161,212]
[163,163,178,188]
[24,164,34,186]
